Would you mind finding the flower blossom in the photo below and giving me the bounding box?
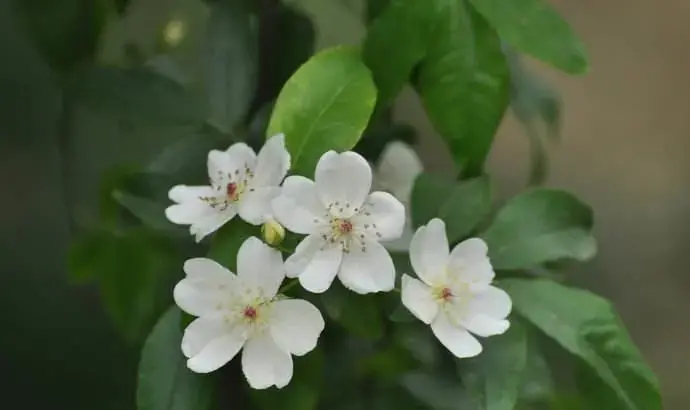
[272,150,406,294]
[165,134,290,242]
[373,141,423,252]
[401,218,512,358]
[174,237,324,389]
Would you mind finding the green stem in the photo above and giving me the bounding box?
[279,278,299,294]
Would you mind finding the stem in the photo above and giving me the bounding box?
[279,278,299,294]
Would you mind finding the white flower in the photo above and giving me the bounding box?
[165,134,291,242]
[272,150,406,294]
[174,237,325,389]
[373,141,423,252]
[401,218,512,358]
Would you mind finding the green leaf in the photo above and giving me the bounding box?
[411,173,491,243]
[417,0,510,177]
[467,0,588,74]
[15,0,109,71]
[67,66,207,126]
[321,282,384,340]
[69,229,180,342]
[401,372,478,410]
[502,279,663,410]
[204,0,258,133]
[137,307,217,410]
[481,189,596,270]
[519,335,554,403]
[365,0,392,22]
[363,0,435,105]
[208,219,259,271]
[460,322,528,410]
[267,46,377,176]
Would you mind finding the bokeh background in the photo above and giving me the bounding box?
[1,0,688,408]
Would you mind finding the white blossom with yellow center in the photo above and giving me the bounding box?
[272,151,406,294]
[165,134,290,242]
[401,218,512,358]
[174,237,324,389]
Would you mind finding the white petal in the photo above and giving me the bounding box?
[409,218,449,286]
[468,286,512,319]
[298,246,342,293]
[431,312,482,358]
[449,238,494,285]
[382,219,414,251]
[187,326,246,373]
[165,185,218,225]
[354,191,406,241]
[189,209,236,242]
[463,314,510,337]
[315,151,372,218]
[181,316,231,357]
[168,185,217,204]
[237,237,285,298]
[252,133,291,187]
[238,186,279,225]
[208,143,257,187]
[242,334,293,389]
[375,141,423,202]
[269,299,325,356]
[272,176,324,235]
[284,234,321,278]
[401,274,438,324]
[175,258,237,316]
[338,240,395,294]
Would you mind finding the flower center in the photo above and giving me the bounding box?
[243,305,258,321]
[433,286,454,303]
[226,181,246,202]
[339,220,353,234]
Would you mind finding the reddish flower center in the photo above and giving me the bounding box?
[339,220,353,234]
[243,306,257,320]
[440,287,453,301]
[226,182,238,200]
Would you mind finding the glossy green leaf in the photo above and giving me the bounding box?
[137,307,217,410]
[460,322,528,410]
[15,0,109,71]
[519,335,554,403]
[417,0,510,177]
[321,282,384,340]
[411,173,491,243]
[204,0,258,133]
[468,0,588,74]
[481,189,596,270]
[363,0,435,105]
[503,279,663,410]
[208,219,259,271]
[267,46,377,176]
[401,372,478,410]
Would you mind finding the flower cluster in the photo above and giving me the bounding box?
[165,134,512,388]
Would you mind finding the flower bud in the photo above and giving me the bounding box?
[261,219,285,247]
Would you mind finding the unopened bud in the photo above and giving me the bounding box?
[261,219,285,246]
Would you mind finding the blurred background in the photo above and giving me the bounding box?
[1,0,688,409]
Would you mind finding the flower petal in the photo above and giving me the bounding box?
[189,209,236,242]
[375,141,423,202]
[166,185,218,224]
[401,274,438,324]
[382,217,414,251]
[284,234,321,278]
[272,176,324,234]
[449,238,494,286]
[238,186,279,225]
[181,316,232,357]
[186,325,246,374]
[252,133,291,187]
[237,237,285,298]
[242,334,293,389]
[175,258,237,316]
[168,185,218,204]
[431,312,482,358]
[208,143,256,186]
[355,191,406,241]
[463,314,510,337]
[409,218,449,286]
[468,286,512,319]
[315,151,372,218]
[338,240,395,294]
[298,246,342,293]
[269,299,325,356]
